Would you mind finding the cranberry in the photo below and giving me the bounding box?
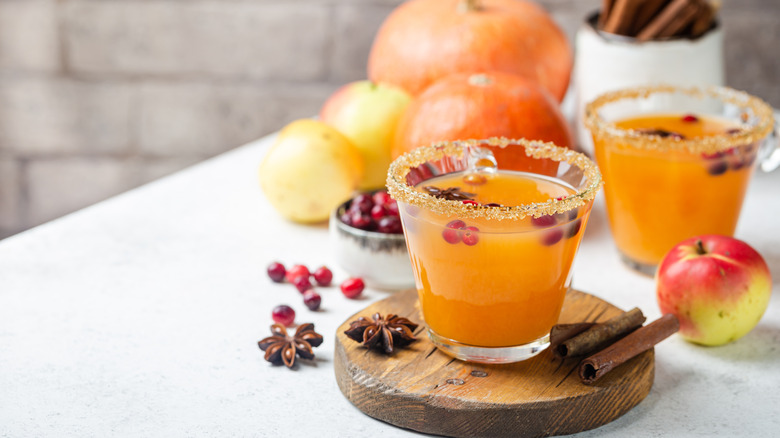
[542,229,564,246]
[701,151,724,160]
[370,204,386,220]
[483,203,502,208]
[462,226,479,246]
[267,261,286,283]
[707,161,728,176]
[302,290,321,311]
[340,212,353,226]
[351,194,374,214]
[272,305,295,326]
[682,114,699,123]
[442,220,465,244]
[292,275,312,293]
[463,173,487,185]
[566,219,582,238]
[462,200,478,205]
[350,211,373,230]
[532,215,557,228]
[312,266,333,286]
[285,265,309,283]
[372,191,392,206]
[378,216,403,234]
[447,219,466,229]
[385,200,400,217]
[341,277,365,299]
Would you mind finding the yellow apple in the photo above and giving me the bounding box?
[259,119,364,223]
[320,80,411,190]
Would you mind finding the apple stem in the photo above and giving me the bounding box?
[694,239,707,255]
[458,0,482,13]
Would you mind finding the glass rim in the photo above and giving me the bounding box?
[584,85,775,155]
[385,138,603,221]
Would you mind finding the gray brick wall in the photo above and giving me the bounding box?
[0,0,778,239]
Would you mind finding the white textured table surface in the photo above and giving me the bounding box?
[1,133,778,438]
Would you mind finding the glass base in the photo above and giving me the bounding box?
[619,252,658,277]
[428,329,550,364]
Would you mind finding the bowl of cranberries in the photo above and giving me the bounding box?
[329,190,415,290]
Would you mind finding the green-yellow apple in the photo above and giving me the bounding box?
[320,80,411,190]
[656,235,772,346]
[259,119,364,223]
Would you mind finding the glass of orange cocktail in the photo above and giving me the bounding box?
[386,139,603,363]
[585,85,775,275]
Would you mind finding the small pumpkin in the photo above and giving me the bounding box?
[368,0,573,101]
[392,71,574,172]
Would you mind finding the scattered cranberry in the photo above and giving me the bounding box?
[372,191,392,206]
[272,305,296,327]
[682,114,699,123]
[292,275,312,293]
[442,220,465,244]
[707,161,728,176]
[341,277,365,299]
[267,261,286,283]
[312,266,333,286]
[302,290,321,311]
[370,204,386,220]
[285,264,310,283]
[542,229,564,246]
[385,201,400,217]
[377,216,403,234]
[351,194,374,214]
[462,226,479,246]
[532,215,557,228]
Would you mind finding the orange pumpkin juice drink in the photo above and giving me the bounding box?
[386,139,602,363]
[586,86,774,275]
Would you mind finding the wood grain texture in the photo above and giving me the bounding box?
[334,288,654,438]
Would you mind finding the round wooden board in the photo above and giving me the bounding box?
[334,288,654,438]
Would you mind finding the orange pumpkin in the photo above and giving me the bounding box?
[392,71,574,172]
[368,0,573,101]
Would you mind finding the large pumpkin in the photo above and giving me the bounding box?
[368,0,573,101]
[392,71,574,172]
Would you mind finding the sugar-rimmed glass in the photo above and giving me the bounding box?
[386,138,603,364]
[584,85,775,275]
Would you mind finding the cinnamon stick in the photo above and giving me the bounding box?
[550,322,596,351]
[690,0,715,37]
[637,0,699,41]
[603,0,644,35]
[555,308,645,358]
[630,0,671,36]
[579,314,680,384]
[598,0,617,29]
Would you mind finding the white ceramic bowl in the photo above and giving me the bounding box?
[329,201,415,291]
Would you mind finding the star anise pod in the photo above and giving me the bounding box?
[344,313,419,354]
[258,323,323,368]
[423,186,475,201]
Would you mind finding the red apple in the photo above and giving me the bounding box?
[656,235,772,346]
[320,80,411,190]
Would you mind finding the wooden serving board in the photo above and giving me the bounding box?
[334,288,654,438]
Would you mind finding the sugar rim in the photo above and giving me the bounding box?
[584,85,774,155]
[385,138,603,221]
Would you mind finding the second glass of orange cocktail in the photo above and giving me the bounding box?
[386,138,603,363]
[585,86,775,275]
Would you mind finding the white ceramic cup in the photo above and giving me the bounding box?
[574,12,725,154]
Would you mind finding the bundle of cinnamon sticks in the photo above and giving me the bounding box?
[550,308,679,384]
[598,0,720,41]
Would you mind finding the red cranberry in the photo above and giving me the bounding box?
[272,305,295,326]
[447,220,466,229]
[350,211,373,230]
[462,200,478,205]
[442,220,466,244]
[682,114,699,123]
[701,150,724,160]
[566,219,582,238]
[532,215,557,228]
[312,266,333,286]
[385,201,400,217]
[707,161,728,176]
[340,212,353,226]
[462,226,479,246]
[378,216,403,234]
[266,261,286,283]
[341,277,365,299]
[372,191,392,206]
[370,204,386,220]
[292,275,312,293]
[483,203,502,208]
[542,229,564,246]
[302,290,321,311]
[285,265,309,283]
[351,194,374,214]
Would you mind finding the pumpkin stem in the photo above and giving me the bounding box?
[458,0,483,13]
